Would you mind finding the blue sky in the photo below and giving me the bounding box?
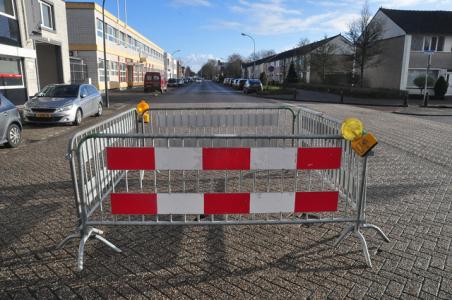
[69,0,452,71]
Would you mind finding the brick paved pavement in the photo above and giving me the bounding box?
[1,87,451,298]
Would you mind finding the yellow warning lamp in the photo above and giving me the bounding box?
[341,118,377,157]
[136,100,150,123]
[136,100,149,114]
[341,118,364,141]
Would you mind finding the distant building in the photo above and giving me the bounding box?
[66,2,165,91]
[0,0,70,105]
[242,35,353,85]
[164,52,177,79]
[365,8,452,95]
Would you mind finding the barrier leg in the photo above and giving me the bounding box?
[78,228,94,271]
[334,224,354,247]
[355,230,372,268]
[94,234,122,253]
[56,232,80,249]
[77,227,121,271]
[362,224,390,242]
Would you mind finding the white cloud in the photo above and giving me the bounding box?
[373,0,452,7]
[211,0,356,36]
[170,0,211,7]
[182,53,219,72]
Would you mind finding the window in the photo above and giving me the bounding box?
[96,19,103,38]
[87,85,98,95]
[407,69,439,88]
[39,1,54,30]
[98,58,109,82]
[413,35,446,52]
[0,13,20,46]
[411,35,423,51]
[106,25,116,43]
[0,0,15,18]
[119,63,126,82]
[119,31,126,47]
[110,61,118,78]
[0,57,23,88]
[80,86,88,97]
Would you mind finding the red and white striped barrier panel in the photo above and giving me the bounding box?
[107,147,341,215]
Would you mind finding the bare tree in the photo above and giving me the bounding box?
[309,35,339,83]
[297,38,310,48]
[346,1,383,87]
[199,59,219,80]
[248,49,276,62]
[225,53,243,78]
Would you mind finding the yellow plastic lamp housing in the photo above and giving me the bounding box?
[136,100,149,115]
[351,132,378,157]
[341,118,364,141]
[143,112,150,123]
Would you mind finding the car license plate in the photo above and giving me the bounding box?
[36,113,52,118]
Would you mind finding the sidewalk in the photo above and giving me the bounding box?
[261,88,452,110]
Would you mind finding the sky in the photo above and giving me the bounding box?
[69,0,452,71]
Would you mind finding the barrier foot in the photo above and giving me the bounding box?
[94,234,122,253]
[334,224,354,247]
[362,224,390,243]
[56,233,80,249]
[77,227,121,271]
[355,230,372,268]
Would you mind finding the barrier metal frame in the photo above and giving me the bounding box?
[58,106,389,271]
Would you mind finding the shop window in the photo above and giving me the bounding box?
[0,57,24,88]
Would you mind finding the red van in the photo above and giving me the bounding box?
[144,72,167,93]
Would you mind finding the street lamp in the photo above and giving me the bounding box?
[241,32,256,78]
[102,0,109,108]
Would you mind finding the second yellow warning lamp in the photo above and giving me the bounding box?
[341,118,377,157]
[136,100,150,123]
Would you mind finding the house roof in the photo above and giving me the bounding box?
[380,8,452,35]
[242,35,345,68]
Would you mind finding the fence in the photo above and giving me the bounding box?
[59,106,389,271]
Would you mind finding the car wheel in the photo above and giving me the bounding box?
[6,123,21,148]
[95,102,103,117]
[73,109,82,126]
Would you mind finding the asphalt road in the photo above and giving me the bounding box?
[1,81,451,299]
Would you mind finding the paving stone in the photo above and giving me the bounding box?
[1,100,452,298]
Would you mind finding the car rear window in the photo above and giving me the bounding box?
[146,75,160,81]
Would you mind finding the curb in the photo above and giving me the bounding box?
[393,111,452,117]
[257,95,405,108]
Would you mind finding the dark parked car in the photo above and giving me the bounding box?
[23,84,103,125]
[243,79,263,94]
[167,78,178,87]
[0,94,22,148]
[238,79,247,90]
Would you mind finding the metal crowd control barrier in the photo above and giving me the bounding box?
[59,106,389,271]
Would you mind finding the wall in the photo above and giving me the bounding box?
[364,36,405,89]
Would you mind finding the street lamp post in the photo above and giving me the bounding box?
[102,0,109,108]
[241,32,255,79]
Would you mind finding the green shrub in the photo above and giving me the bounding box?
[434,76,448,99]
[414,76,434,93]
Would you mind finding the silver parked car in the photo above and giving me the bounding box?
[0,94,22,148]
[23,84,103,126]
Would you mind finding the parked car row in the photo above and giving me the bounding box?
[0,83,104,148]
[223,78,263,94]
